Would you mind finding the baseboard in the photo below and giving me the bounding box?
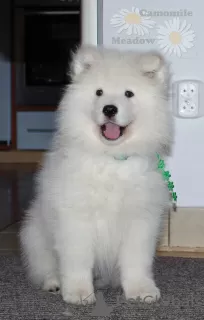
[169,208,204,247]
[158,212,169,247]
[157,207,204,256]
[157,247,204,258]
[0,151,43,163]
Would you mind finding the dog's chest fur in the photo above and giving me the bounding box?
[67,155,155,268]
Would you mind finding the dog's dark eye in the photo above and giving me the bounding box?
[96,89,103,97]
[125,90,134,98]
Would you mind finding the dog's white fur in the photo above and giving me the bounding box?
[20,46,173,305]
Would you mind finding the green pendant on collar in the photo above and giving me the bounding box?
[157,153,177,205]
[114,153,177,206]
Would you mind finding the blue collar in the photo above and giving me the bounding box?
[114,155,129,161]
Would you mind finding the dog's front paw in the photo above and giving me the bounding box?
[124,278,160,303]
[62,282,96,305]
[62,290,96,305]
[43,276,60,293]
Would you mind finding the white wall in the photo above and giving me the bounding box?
[100,0,204,207]
[0,0,11,143]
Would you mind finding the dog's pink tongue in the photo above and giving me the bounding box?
[103,123,120,140]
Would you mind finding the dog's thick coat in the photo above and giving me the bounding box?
[20,46,173,304]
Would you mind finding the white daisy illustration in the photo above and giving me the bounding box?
[110,7,156,36]
[156,18,195,57]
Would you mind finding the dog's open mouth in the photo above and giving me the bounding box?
[100,123,126,141]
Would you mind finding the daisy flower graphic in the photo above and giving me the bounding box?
[110,7,156,36]
[156,18,195,57]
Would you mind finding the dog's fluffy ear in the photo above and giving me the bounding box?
[139,52,169,83]
[70,45,101,78]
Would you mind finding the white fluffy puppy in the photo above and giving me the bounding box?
[20,46,173,305]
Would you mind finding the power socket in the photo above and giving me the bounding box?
[179,81,198,117]
[172,80,204,118]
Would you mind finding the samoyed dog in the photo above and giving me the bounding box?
[20,46,173,305]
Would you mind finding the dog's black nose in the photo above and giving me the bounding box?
[103,105,118,118]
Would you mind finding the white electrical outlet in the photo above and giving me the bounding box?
[172,80,204,118]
